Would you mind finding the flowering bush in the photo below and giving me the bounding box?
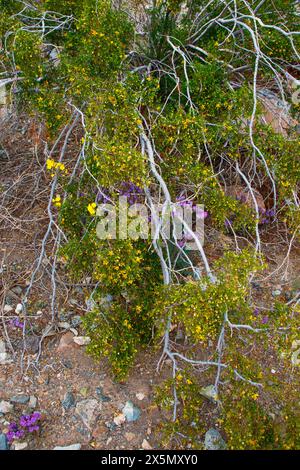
[1,0,300,449]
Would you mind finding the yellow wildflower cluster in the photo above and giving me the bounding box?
[52,195,62,208]
[87,202,97,216]
[46,159,68,177]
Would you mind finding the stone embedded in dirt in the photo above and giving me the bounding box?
[122,401,141,422]
[200,385,219,402]
[0,433,9,450]
[113,413,126,426]
[204,429,226,450]
[0,339,13,365]
[71,315,82,328]
[15,303,23,314]
[54,444,81,450]
[0,400,14,414]
[3,305,13,313]
[57,331,76,352]
[96,387,111,403]
[25,335,40,354]
[14,442,28,450]
[62,392,75,410]
[141,439,152,450]
[29,396,37,409]
[75,399,99,430]
[135,392,145,401]
[291,340,300,366]
[10,394,30,405]
[125,432,136,443]
[225,185,266,214]
[11,286,23,296]
[58,321,71,330]
[272,289,282,297]
[73,336,91,346]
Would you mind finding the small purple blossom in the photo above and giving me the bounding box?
[6,412,41,443]
[9,318,24,329]
[261,316,269,324]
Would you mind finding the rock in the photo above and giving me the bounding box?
[258,88,298,136]
[96,387,111,403]
[272,289,282,297]
[73,336,91,346]
[15,304,23,314]
[58,322,71,330]
[113,413,126,426]
[0,433,9,450]
[135,393,145,401]
[11,286,23,296]
[3,305,13,313]
[125,432,136,443]
[28,396,37,409]
[62,392,75,410]
[291,340,300,366]
[57,332,75,352]
[14,442,28,450]
[122,401,141,422]
[79,387,89,398]
[204,429,226,450]
[0,401,14,414]
[75,399,99,430]
[225,185,266,213]
[24,335,40,354]
[0,340,12,365]
[0,339,6,353]
[53,444,81,450]
[10,395,30,405]
[141,439,152,450]
[200,385,219,402]
[71,316,82,328]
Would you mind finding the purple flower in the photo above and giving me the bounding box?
[261,316,269,324]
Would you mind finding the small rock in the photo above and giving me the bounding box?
[204,429,226,450]
[73,336,91,346]
[24,335,40,354]
[122,401,141,422]
[200,385,219,402]
[141,439,152,450]
[14,442,28,450]
[96,387,111,403]
[58,322,71,330]
[135,393,145,401]
[11,286,23,296]
[113,413,126,426]
[272,289,282,297]
[0,339,6,354]
[3,305,13,313]
[10,395,30,405]
[53,444,81,450]
[15,304,23,314]
[0,433,9,450]
[57,332,75,352]
[0,352,13,365]
[62,392,75,410]
[125,432,136,443]
[28,396,37,409]
[71,316,82,328]
[79,387,89,398]
[0,401,14,414]
[75,399,99,430]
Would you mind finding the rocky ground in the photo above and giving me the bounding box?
[0,323,164,450]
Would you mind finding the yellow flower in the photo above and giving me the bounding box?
[87,202,97,216]
[46,158,55,170]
